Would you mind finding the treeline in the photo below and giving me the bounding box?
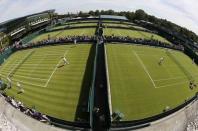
[61,9,198,43]
[0,32,10,49]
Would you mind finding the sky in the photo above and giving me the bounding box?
[0,0,198,35]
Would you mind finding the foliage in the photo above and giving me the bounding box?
[0,83,7,91]
[69,9,198,43]
[0,32,10,49]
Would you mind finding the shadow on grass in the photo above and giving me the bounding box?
[74,44,95,122]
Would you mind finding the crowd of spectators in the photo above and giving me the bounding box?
[13,35,185,52]
[0,114,18,131]
[1,93,50,123]
[186,116,198,131]
[0,41,21,55]
[103,35,185,51]
[0,46,12,54]
[16,35,96,49]
[0,94,19,131]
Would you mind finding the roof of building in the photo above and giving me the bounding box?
[100,15,128,20]
[0,10,55,27]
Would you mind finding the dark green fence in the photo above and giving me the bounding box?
[0,48,13,64]
[88,20,100,128]
[21,31,41,44]
[88,43,98,128]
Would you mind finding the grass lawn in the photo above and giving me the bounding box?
[103,23,146,30]
[65,20,98,25]
[0,44,93,122]
[30,28,96,43]
[106,43,198,121]
[102,20,135,25]
[104,28,171,44]
[52,23,97,30]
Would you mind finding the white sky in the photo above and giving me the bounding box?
[0,0,198,34]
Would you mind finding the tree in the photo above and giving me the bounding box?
[134,9,148,20]
[78,11,83,17]
[106,10,115,15]
[125,11,135,20]
[88,10,95,16]
[78,11,89,18]
[60,9,198,43]
[0,83,7,91]
[95,10,100,16]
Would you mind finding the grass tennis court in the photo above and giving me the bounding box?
[102,20,135,25]
[65,20,98,25]
[106,43,198,121]
[103,23,146,30]
[52,23,97,30]
[104,28,170,44]
[30,28,95,43]
[0,44,93,121]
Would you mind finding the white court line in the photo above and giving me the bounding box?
[34,51,67,53]
[7,58,22,69]
[6,63,42,66]
[0,59,17,72]
[137,53,163,57]
[139,53,173,78]
[2,63,58,67]
[133,51,157,88]
[154,73,198,82]
[161,62,173,78]
[12,79,45,87]
[154,76,187,82]
[155,74,198,88]
[156,81,189,88]
[2,67,54,73]
[132,51,198,89]
[1,67,54,74]
[116,29,122,36]
[7,51,33,77]
[32,54,63,57]
[0,75,45,87]
[12,74,47,81]
[152,55,173,78]
[80,30,85,35]
[104,45,113,116]
[1,72,47,81]
[137,53,190,82]
[44,50,69,87]
[6,60,22,76]
[27,54,47,77]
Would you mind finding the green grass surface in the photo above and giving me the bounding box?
[104,28,171,44]
[103,23,146,30]
[0,44,92,122]
[65,20,98,25]
[30,28,95,43]
[102,20,135,25]
[1,23,194,123]
[52,23,97,30]
[106,44,198,121]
